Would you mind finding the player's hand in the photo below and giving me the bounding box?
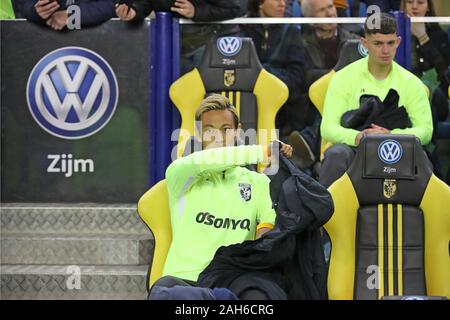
[115,4,136,21]
[355,131,365,146]
[47,10,67,30]
[368,123,391,134]
[268,140,293,159]
[410,22,427,39]
[356,124,391,145]
[171,0,195,18]
[35,0,60,20]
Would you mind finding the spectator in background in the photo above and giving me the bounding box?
[116,0,244,75]
[21,0,116,30]
[288,0,359,168]
[242,0,309,162]
[300,0,359,84]
[402,0,449,178]
[284,0,294,16]
[333,0,348,16]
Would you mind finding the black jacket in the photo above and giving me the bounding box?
[410,24,449,91]
[341,89,412,131]
[241,23,306,98]
[129,0,243,55]
[197,155,333,299]
[130,0,242,21]
[241,22,309,133]
[21,0,116,27]
[301,24,359,87]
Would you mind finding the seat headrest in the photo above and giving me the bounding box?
[197,36,263,92]
[334,39,367,72]
[347,135,433,206]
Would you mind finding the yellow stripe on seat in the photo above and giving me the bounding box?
[397,204,403,296]
[378,204,384,299]
[388,204,394,296]
[236,91,241,116]
[256,223,274,231]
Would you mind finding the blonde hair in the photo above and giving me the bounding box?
[195,94,239,128]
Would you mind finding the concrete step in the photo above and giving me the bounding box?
[1,265,149,300]
[1,233,153,265]
[0,203,150,235]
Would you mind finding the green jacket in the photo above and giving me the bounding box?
[0,0,15,19]
[321,57,433,147]
[163,145,276,281]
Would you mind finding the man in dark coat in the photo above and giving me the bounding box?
[21,0,116,29]
[242,0,308,142]
[115,0,244,74]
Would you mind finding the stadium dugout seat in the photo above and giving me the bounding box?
[325,134,450,300]
[170,36,288,159]
[309,39,431,159]
[138,36,288,289]
[309,39,367,158]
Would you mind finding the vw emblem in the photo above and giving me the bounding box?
[378,140,403,164]
[401,296,427,300]
[358,42,368,57]
[27,47,118,139]
[217,37,242,57]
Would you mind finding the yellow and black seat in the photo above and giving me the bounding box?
[325,134,450,299]
[138,36,288,289]
[309,39,367,158]
[170,36,288,158]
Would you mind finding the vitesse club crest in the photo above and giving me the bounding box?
[224,69,236,87]
[383,179,397,199]
[239,183,251,202]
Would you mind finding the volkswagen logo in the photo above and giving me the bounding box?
[358,42,369,57]
[378,140,403,164]
[401,296,427,300]
[217,37,242,57]
[27,47,118,139]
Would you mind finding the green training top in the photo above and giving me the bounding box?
[321,57,433,147]
[0,0,15,19]
[163,145,276,281]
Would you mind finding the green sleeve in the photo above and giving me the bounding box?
[256,174,276,226]
[165,145,264,199]
[320,74,360,147]
[0,0,15,19]
[391,78,433,145]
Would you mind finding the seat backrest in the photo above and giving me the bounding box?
[309,39,368,157]
[334,39,367,72]
[325,135,450,299]
[309,39,367,115]
[169,36,288,159]
[137,179,171,289]
[308,71,334,117]
[138,38,288,288]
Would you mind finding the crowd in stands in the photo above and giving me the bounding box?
[2,0,449,184]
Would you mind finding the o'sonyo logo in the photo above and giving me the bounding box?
[217,37,242,57]
[27,47,118,139]
[378,139,403,164]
